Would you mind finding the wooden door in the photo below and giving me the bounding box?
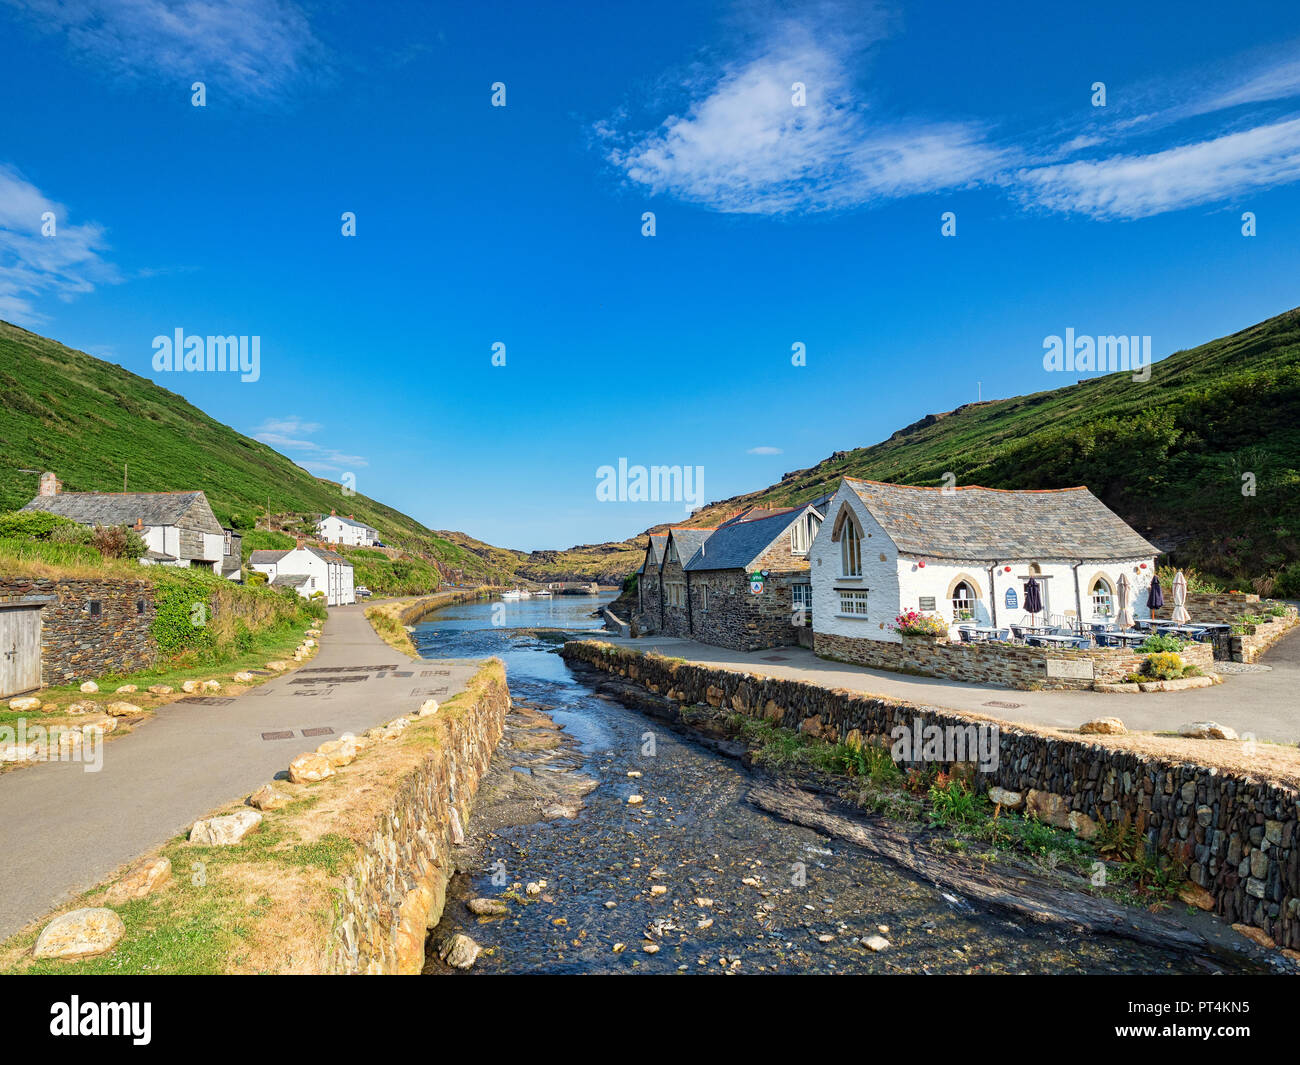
[0,607,42,697]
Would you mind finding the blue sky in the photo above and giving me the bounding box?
[2,0,1299,550]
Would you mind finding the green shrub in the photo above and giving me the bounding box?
[1137,633,1185,653]
[0,510,83,540]
[1141,651,1185,680]
[1274,562,1300,600]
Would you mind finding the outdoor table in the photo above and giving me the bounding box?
[1025,634,1085,647]
[1110,631,1149,646]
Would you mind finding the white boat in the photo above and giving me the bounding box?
[500,589,522,601]
[533,589,552,597]
[519,590,532,599]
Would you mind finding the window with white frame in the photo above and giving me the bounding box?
[838,588,869,616]
[666,582,685,608]
[791,513,820,556]
[1090,577,1114,617]
[791,583,811,612]
[841,519,862,576]
[951,580,976,620]
[699,584,708,612]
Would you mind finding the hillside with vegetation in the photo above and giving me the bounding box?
[0,321,518,593]
[544,307,1300,594]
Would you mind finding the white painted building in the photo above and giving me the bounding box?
[316,512,380,547]
[809,477,1160,644]
[249,544,356,606]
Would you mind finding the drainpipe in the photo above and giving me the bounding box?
[1071,562,1084,632]
[987,563,998,627]
[685,569,694,636]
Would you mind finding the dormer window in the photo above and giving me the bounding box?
[790,512,821,556]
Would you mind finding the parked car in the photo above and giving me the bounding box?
[356,585,373,598]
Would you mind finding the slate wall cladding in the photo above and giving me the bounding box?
[0,575,157,684]
[690,569,803,651]
[563,640,1300,950]
[659,554,691,638]
[327,667,510,974]
[813,631,1213,690]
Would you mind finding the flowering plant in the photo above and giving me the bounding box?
[892,610,948,637]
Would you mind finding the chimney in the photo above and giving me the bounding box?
[38,472,59,497]
[349,514,355,520]
[135,518,144,531]
[330,509,336,515]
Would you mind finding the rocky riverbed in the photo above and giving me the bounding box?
[415,599,1221,975]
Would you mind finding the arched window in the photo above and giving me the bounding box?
[841,521,862,577]
[790,512,822,556]
[1091,577,1114,617]
[951,581,975,619]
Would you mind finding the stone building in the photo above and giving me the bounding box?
[635,505,824,651]
[810,477,1159,659]
[21,479,234,576]
[635,534,667,623]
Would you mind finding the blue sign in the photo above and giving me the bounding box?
[1005,588,1018,609]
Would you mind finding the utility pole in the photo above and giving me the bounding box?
[977,381,982,402]
[123,462,128,493]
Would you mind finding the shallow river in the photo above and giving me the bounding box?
[415,595,1208,975]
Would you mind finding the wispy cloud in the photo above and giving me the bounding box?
[252,415,367,475]
[2,0,329,102]
[598,13,1008,215]
[1015,117,1300,220]
[746,445,783,455]
[0,165,121,325]
[600,9,1300,221]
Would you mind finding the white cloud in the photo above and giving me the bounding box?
[600,19,1007,215]
[0,165,121,324]
[251,415,367,474]
[747,445,783,454]
[2,0,328,101]
[1015,117,1300,220]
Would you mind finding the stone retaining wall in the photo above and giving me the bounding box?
[326,662,510,974]
[813,631,1214,690]
[0,575,156,686]
[562,640,1300,949]
[1231,615,1299,663]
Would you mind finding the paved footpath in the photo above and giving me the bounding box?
[583,628,1300,745]
[0,603,478,942]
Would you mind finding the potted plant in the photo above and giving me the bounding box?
[892,611,949,639]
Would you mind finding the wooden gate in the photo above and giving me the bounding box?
[0,606,42,697]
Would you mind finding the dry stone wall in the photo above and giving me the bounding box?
[562,640,1300,950]
[814,631,1214,690]
[326,664,510,974]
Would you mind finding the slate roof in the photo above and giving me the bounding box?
[717,506,797,528]
[271,573,311,589]
[843,478,1158,561]
[305,545,350,565]
[665,528,714,570]
[22,491,214,530]
[685,507,815,572]
[249,549,290,565]
[321,514,377,532]
[637,534,668,574]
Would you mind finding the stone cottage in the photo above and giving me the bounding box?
[22,481,233,575]
[810,477,1159,659]
[249,544,356,606]
[636,504,825,651]
[635,534,668,621]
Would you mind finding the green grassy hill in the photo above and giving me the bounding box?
[547,307,1300,593]
[0,321,517,590]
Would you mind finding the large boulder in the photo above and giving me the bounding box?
[33,908,125,959]
[114,684,138,694]
[103,701,142,718]
[415,699,439,717]
[1178,721,1239,740]
[1024,789,1072,829]
[181,680,203,694]
[147,685,173,695]
[315,738,357,767]
[1079,717,1127,735]
[189,810,262,845]
[987,786,1023,809]
[248,784,291,811]
[202,680,221,692]
[105,857,172,905]
[7,696,41,712]
[438,933,482,969]
[265,661,289,672]
[79,681,99,694]
[288,752,333,783]
[232,672,255,683]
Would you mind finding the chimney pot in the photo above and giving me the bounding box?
[38,471,60,497]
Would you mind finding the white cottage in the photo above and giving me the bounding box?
[809,477,1159,651]
[316,512,380,547]
[249,544,356,606]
